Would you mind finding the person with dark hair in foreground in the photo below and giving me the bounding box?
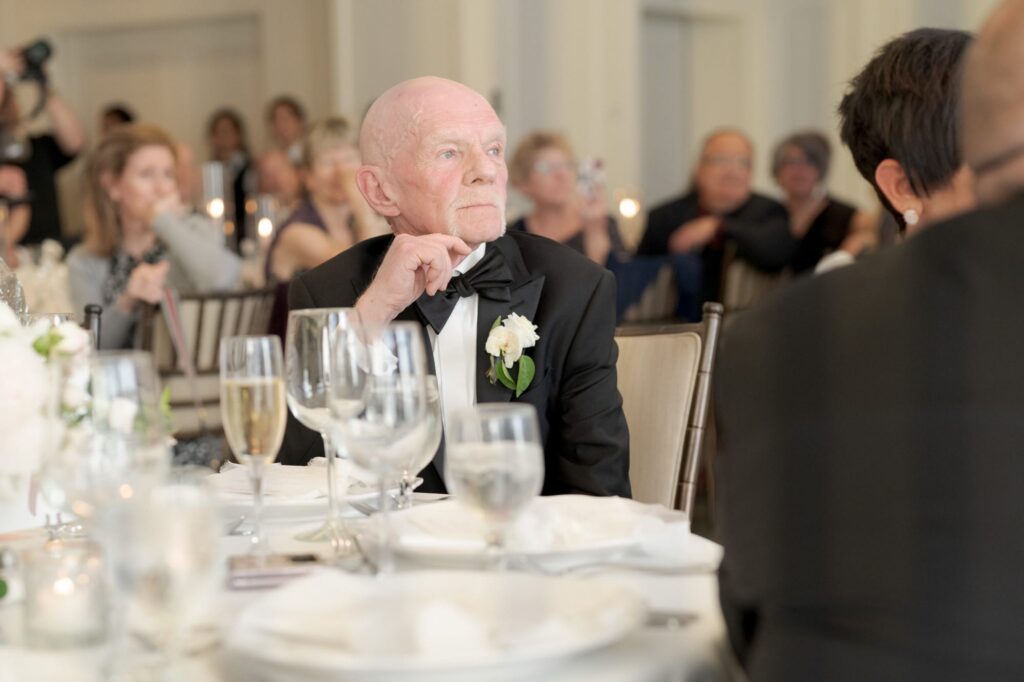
[715,16,1024,681]
[838,28,975,233]
[279,76,630,497]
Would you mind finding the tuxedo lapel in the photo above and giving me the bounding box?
[475,236,545,404]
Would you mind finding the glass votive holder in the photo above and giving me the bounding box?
[22,539,107,647]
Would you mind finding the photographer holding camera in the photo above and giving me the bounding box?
[0,39,86,249]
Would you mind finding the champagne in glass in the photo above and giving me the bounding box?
[445,403,545,570]
[286,308,361,550]
[220,336,286,556]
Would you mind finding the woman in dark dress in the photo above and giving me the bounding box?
[508,130,627,266]
[772,131,875,274]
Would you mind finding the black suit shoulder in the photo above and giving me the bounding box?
[290,234,394,309]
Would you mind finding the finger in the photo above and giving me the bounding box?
[426,234,472,257]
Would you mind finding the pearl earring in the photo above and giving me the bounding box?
[902,208,920,226]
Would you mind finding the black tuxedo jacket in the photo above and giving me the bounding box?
[280,230,631,498]
[715,194,1024,681]
[637,190,794,304]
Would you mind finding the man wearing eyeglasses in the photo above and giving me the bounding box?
[637,129,794,308]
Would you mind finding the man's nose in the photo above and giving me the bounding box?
[466,146,498,184]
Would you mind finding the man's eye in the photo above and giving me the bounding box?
[440,150,456,160]
[487,146,503,157]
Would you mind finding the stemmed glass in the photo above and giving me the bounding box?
[285,308,358,552]
[396,375,442,509]
[445,403,545,570]
[330,321,429,574]
[220,335,286,557]
[38,351,169,530]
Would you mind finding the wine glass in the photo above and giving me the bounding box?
[396,375,442,509]
[98,467,221,680]
[38,351,170,531]
[445,403,545,570]
[285,308,359,552]
[330,321,429,574]
[220,335,286,557]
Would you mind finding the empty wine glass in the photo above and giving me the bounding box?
[396,375,442,509]
[220,336,286,557]
[285,308,359,552]
[445,403,545,570]
[38,351,170,529]
[330,321,429,574]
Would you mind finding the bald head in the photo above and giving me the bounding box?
[355,76,509,246]
[360,77,499,168]
[963,0,1024,202]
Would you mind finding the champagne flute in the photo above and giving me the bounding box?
[330,321,428,574]
[396,375,442,509]
[220,335,286,557]
[445,403,545,570]
[285,308,358,551]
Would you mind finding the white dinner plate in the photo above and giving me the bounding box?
[224,570,645,678]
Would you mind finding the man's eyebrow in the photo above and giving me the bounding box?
[422,127,507,147]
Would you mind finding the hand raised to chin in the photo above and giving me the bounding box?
[355,233,472,329]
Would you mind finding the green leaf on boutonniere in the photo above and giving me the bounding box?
[495,360,517,391]
[490,316,502,330]
[32,329,61,358]
[515,355,535,398]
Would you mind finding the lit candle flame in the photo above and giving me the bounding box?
[53,576,75,596]
[207,198,225,219]
[618,197,641,219]
[257,217,273,238]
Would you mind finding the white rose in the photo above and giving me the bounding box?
[502,312,539,349]
[0,337,51,477]
[485,326,523,368]
[54,322,92,358]
[107,397,140,434]
[0,302,21,335]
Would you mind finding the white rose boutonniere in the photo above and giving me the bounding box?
[485,313,539,397]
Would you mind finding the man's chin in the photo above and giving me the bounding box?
[451,220,506,245]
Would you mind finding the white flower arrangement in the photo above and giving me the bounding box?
[485,312,539,397]
[0,302,91,489]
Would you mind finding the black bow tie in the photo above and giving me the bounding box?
[416,246,513,333]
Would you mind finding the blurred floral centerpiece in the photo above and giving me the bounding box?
[0,301,91,500]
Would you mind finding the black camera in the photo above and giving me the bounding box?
[19,38,52,83]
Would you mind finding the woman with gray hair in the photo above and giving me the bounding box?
[772,130,875,274]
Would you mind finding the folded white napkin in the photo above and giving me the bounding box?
[392,495,700,562]
[209,462,368,499]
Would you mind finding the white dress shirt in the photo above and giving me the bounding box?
[427,243,486,435]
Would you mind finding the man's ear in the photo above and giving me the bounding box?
[874,159,921,216]
[356,166,400,218]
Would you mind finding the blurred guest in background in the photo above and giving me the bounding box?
[98,102,135,136]
[266,94,306,165]
[0,164,30,265]
[68,124,240,349]
[256,147,302,221]
[206,107,253,246]
[838,29,975,235]
[0,45,86,247]
[771,131,876,274]
[637,129,793,305]
[508,130,626,267]
[265,116,383,337]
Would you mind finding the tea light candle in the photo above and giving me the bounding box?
[23,540,107,647]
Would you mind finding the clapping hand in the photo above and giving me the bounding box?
[668,215,721,253]
[356,233,472,329]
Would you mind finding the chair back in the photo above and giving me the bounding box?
[721,242,788,313]
[615,302,724,515]
[136,287,275,435]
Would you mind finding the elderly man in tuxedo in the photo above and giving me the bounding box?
[715,6,1024,680]
[279,76,630,498]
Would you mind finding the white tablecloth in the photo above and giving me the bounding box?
[0,506,742,682]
